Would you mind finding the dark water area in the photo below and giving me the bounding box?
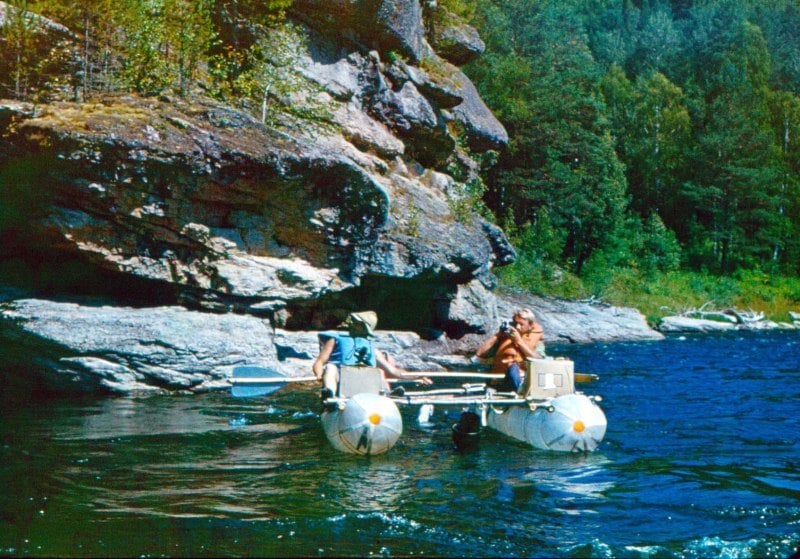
[1,331,799,558]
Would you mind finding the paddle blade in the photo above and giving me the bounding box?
[231,384,284,398]
[231,366,286,398]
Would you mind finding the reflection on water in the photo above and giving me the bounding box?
[519,456,615,503]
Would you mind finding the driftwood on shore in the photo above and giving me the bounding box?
[659,302,798,333]
[679,302,764,324]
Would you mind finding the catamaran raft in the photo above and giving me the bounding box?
[231,357,607,456]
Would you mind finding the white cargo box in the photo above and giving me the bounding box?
[338,366,383,397]
[521,358,575,399]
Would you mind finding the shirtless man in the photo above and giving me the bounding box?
[475,308,544,392]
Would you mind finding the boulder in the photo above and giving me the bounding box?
[0,93,510,327]
[495,291,664,344]
[449,67,510,150]
[430,20,485,65]
[0,299,278,392]
[290,0,434,63]
[658,316,735,333]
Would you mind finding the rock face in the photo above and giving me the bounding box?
[0,1,509,334]
[0,1,662,394]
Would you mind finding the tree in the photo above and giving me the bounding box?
[749,0,800,94]
[768,90,800,273]
[626,1,681,75]
[629,72,691,221]
[1,0,38,99]
[163,0,215,96]
[684,17,782,273]
[114,0,169,94]
[469,0,632,274]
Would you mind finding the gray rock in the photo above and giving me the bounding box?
[0,1,73,37]
[658,316,735,333]
[658,315,797,332]
[391,60,464,109]
[291,0,434,62]
[431,21,485,65]
[1,299,280,392]
[0,1,512,354]
[495,291,664,344]
[450,67,510,150]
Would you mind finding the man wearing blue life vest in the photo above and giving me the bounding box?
[312,311,430,398]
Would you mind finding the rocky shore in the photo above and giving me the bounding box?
[0,290,662,393]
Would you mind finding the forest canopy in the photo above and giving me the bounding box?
[461,0,800,284]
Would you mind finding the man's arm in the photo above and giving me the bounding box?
[374,349,398,377]
[511,329,542,359]
[312,338,336,380]
[376,350,433,385]
[475,333,500,358]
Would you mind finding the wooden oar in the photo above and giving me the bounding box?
[230,366,414,398]
[402,371,600,383]
[230,366,317,397]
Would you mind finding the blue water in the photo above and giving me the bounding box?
[1,331,799,557]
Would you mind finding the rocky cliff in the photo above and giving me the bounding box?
[0,1,660,393]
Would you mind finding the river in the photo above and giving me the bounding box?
[1,331,798,558]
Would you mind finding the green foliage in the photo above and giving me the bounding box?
[495,256,587,300]
[495,213,585,299]
[208,21,333,128]
[2,0,294,100]
[596,267,800,325]
[447,176,490,223]
[115,1,170,95]
[427,0,477,28]
[0,0,73,100]
[162,0,216,96]
[468,1,633,274]
[227,0,293,27]
[637,213,682,276]
[466,0,800,297]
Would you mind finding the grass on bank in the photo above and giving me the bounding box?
[497,262,800,327]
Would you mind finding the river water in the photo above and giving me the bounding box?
[1,331,799,558]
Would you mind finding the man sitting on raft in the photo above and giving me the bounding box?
[475,308,544,392]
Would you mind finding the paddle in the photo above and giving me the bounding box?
[230,366,317,398]
[230,367,423,398]
[401,371,599,383]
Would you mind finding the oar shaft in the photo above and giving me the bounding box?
[402,371,599,383]
[403,372,502,379]
[232,376,317,384]
[232,372,599,385]
[231,376,413,385]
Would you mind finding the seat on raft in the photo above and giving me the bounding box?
[338,366,383,398]
[519,358,575,400]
